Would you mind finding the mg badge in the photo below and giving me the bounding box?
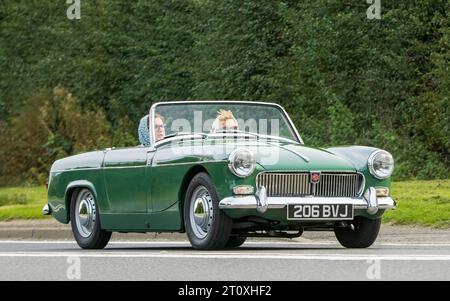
[310,171,321,184]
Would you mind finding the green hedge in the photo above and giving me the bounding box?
[0,0,448,184]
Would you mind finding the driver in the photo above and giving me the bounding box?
[211,109,238,133]
[138,113,166,146]
[154,113,166,142]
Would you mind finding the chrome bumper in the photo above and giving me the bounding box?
[219,187,396,215]
[42,204,51,215]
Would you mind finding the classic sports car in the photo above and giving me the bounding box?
[43,101,396,250]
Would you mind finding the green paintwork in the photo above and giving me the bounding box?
[47,135,393,232]
[103,147,148,213]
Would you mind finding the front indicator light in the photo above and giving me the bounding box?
[233,185,254,195]
[376,187,389,197]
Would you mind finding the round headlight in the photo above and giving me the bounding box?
[368,150,394,179]
[228,149,256,178]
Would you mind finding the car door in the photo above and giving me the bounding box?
[103,147,149,213]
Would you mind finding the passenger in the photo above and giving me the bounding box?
[211,109,238,133]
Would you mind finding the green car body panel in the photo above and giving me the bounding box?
[47,137,392,232]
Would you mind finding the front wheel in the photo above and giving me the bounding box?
[184,173,232,250]
[70,188,111,249]
[334,217,381,248]
[225,236,247,248]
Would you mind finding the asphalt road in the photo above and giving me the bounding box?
[0,240,448,281]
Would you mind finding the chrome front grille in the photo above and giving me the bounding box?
[256,173,310,197]
[256,172,362,197]
[314,173,361,197]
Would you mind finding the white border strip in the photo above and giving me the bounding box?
[0,252,449,261]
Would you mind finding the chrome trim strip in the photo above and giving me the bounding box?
[55,160,227,171]
[103,165,147,169]
[51,167,100,172]
[153,160,227,167]
[357,172,366,197]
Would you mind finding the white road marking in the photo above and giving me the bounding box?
[0,240,449,247]
[0,240,330,245]
[0,241,448,261]
[0,252,448,261]
[0,240,188,244]
[376,243,450,247]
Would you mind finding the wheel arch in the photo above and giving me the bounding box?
[177,165,210,230]
[64,180,98,223]
[178,165,210,206]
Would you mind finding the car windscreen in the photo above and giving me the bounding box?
[153,102,298,142]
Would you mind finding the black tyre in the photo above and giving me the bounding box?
[70,188,111,249]
[334,216,381,248]
[184,172,232,250]
[225,236,247,248]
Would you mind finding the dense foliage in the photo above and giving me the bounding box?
[0,0,449,185]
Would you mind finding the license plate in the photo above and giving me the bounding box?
[287,204,353,220]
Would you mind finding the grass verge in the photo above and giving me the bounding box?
[0,180,449,228]
[0,186,49,220]
[383,179,450,228]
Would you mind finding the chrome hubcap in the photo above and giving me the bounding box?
[75,190,96,238]
[190,186,213,239]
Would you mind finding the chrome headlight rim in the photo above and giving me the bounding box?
[228,148,256,178]
[368,150,394,179]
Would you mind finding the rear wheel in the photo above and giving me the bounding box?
[70,188,111,249]
[334,217,381,248]
[184,172,232,250]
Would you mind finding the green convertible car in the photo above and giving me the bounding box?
[43,101,396,250]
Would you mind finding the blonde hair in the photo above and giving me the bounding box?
[211,109,238,132]
[216,109,235,123]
